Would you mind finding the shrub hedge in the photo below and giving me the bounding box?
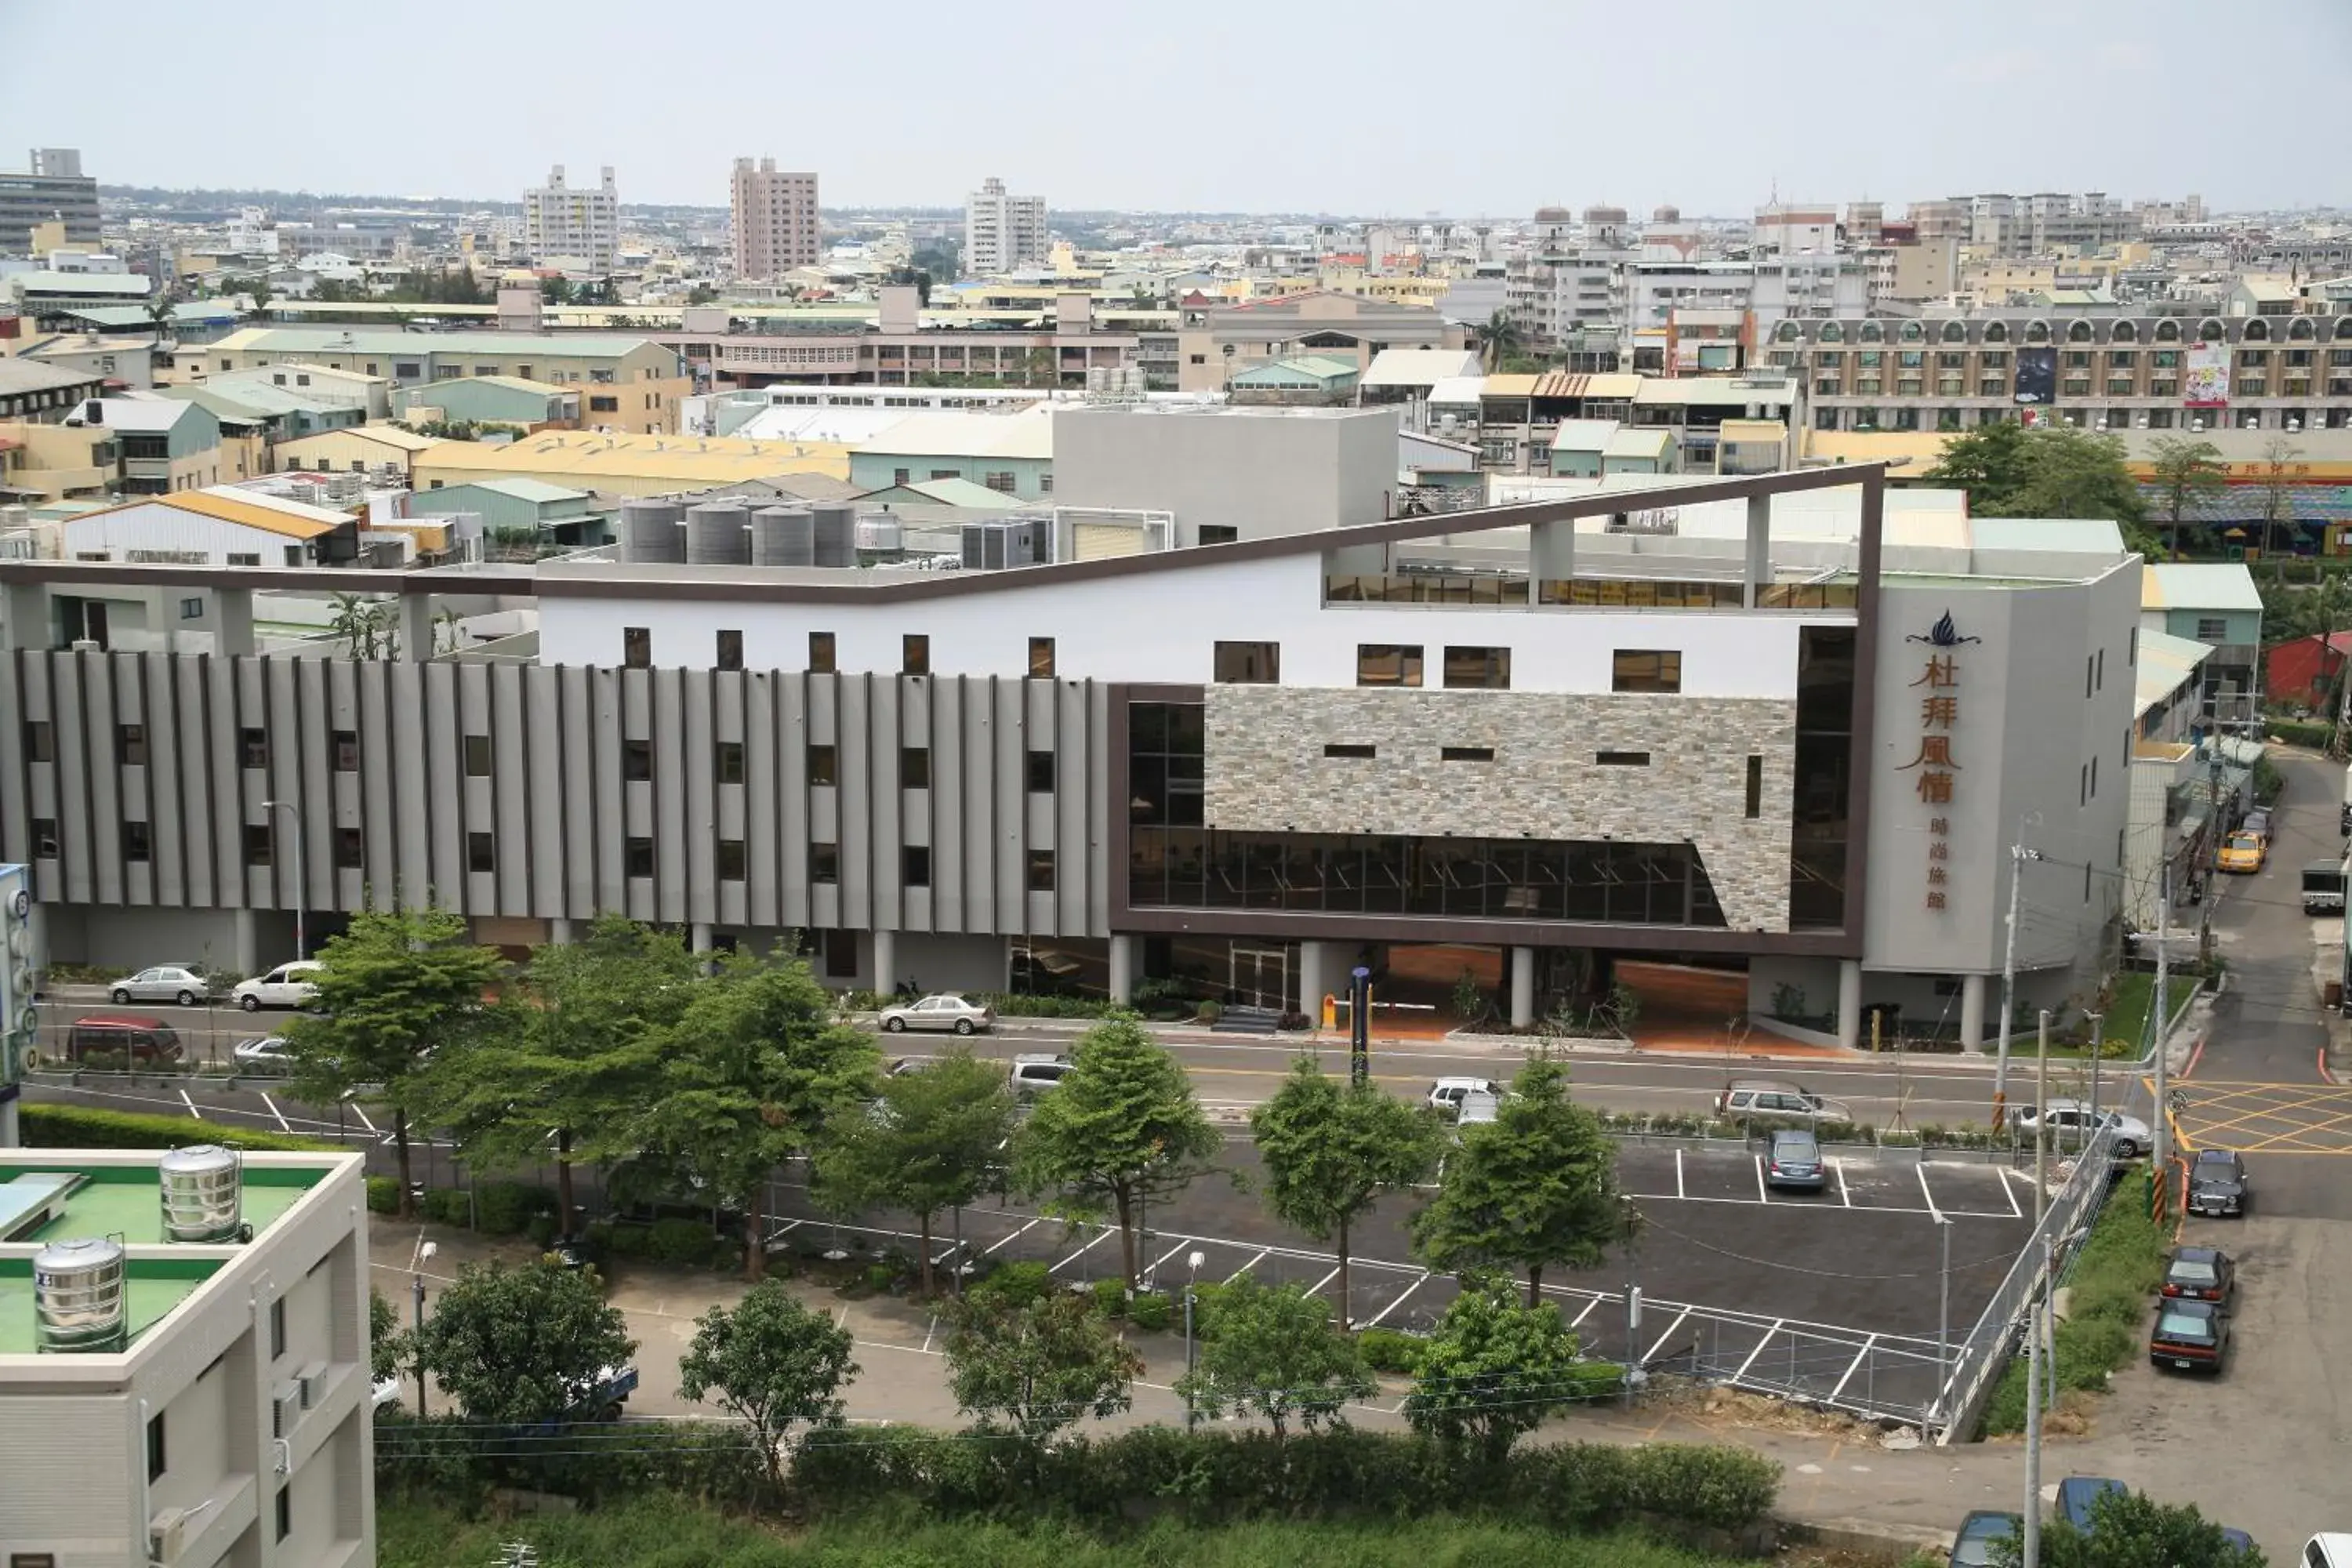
[18,1102,343,1152]
[1980,1174,2168,1435]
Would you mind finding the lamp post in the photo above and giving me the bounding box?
[410,1236,437,1418]
[262,798,304,960]
[1182,1250,1205,1430]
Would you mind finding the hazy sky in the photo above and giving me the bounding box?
[6,0,2348,216]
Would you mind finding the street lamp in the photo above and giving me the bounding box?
[262,799,304,961]
[410,1236,437,1418]
[1182,1249,1206,1430]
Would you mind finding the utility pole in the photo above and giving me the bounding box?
[1995,833,2044,1128]
[2154,860,2172,1178]
[2034,1010,2050,1224]
[2085,1009,2103,1141]
[2024,1283,2043,1568]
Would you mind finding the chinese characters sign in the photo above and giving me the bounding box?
[1902,612,1978,913]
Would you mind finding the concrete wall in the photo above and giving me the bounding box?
[1051,405,1397,543]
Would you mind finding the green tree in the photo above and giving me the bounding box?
[229,274,275,320]
[685,283,718,307]
[942,1292,1142,1443]
[2258,434,2305,564]
[1012,1014,1222,1290]
[369,1287,402,1384]
[676,1279,858,1497]
[815,1047,1015,1296]
[1410,1054,1628,1305]
[413,1260,636,1425]
[1474,308,1523,372]
[1998,1487,2263,1566]
[2147,435,2227,558]
[1250,1059,1440,1323]
[1403,1276,1594,1464]
[540,276,575,305]
[885,265,933,307]
[1922,419,2034,512]
[1174,1273,1374,1439]
[643,949,881,1279]
[2005,426,2146,531]
[424,916,695,1236]
[281,909,505,1221]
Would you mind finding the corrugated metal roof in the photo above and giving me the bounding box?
[2143,562,2263,613]
[1360,348,1481,388]
[1550,419,1619,451]
[1603,427,1674,458]
[101,492,342,539]
[278,423,441,453]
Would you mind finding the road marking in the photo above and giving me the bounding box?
[2182,1037,2207,1080]
[1642,1305,1695,1367]
[983,1217,1041,1255]
[1730,1320,1785,1383]
[1826,1334,1876,1406]
[1755,1155,1769,1203]
[1361,1272,1431,1330]
[179,1088,200,1119]
[350,1103,377,1135]
[1835,1159,1852,1207]
[1225,1247,1272,1284]
[1675,1147,1686,1200]
[1997,1167,2025,1218]
[1570,1295,1606,1329]
[1051,1226,1116,1272]
[1149,1236,1198,1274]
[261,1093,289,1133]
[920,1314,937,1355]
[1915,1163,1942,1221]
[1308,1265,1341,1298]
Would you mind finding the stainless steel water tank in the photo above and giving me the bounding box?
[751,507,814,567]
[34,1236,128,1352]
[855,517,903,555]
[159,1143,245,1243]
[619,498,684,563]
[811,503,855,568]
[684,502,750,565]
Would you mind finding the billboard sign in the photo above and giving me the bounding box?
[2013,346,2056,406]
[2184,344,2230,408]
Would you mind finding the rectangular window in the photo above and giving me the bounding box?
[466,832,495,873]
[716,740,745,785]
[2085,655,2095,699]
[118,723,147,766]
[1324,743,1376,759]
[811,841,840,883]
[24,720,52,763]
[2194,617,2227,640]
[180,596,205,620]
[715,629,743,671]
[808,743,837,786]
[124,821,152,863]
[622,739,652,781]
[717,838,746,881]
[902,746,931,789]
[1611,650,1682,693]
[463,735,491,776]
[334,826,362,869]
[903,844,932,886]
[1744,754,1764,818]
[1356,644,1423,687]
[1027,637,1056,677]
[31,818,58,858]
[622,626,651,668]
[1443,646,1512,690]
[270,1297,286,1359]
[243,822,273,865]
[241,727,269,768]
[332,729,359,771]
[1026,750,1055,792]
[227,552,262,567]
[1213,641,1279,684]
[624,836,655,878]
[1200,524,1240,545]
[1440,746,1495,762]
[1595,750,1651,766]
[147,1412,166,1483]
[275,1487,291,1543]
[1028,849,1056,891]
[902,634,930,675]
[808,632,836,673]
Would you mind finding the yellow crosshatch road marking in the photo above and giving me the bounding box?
[2147,1076,2352,1155]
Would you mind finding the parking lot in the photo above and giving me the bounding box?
[770,1138,2042,1424]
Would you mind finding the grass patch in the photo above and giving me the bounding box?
[1980,1174,2169,1436]
[377,1496,1748,1568]
[2089,972,2196,1058]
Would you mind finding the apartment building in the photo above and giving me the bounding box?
[682,288,1137,391]
[0,147,101,251]
[731,157,821,281]
[965,176,1048,276]
[0,1147,375,1568]
[523,165,619,274]
[1176,293,1470,392]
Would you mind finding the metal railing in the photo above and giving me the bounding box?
[1931,1121,2117,1443]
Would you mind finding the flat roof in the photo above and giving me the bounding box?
[418,430,848,484]
[851,406,1054,460]
[2143,562,2263,613]
[205,326,667,361]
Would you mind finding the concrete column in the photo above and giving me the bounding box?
[212,587,255,657]
[1297,941,1334,1025]
[1530,519,1576,600]
[231,909,259,977]
[871,928,897,995]
[1744,492,1772,607]
[1107,934,1137,1004]
[2,583,50,652]
[549,918,575,945]
[398,593,435,661]
[1836,958,1863,1051]
[1959,972,1987,1055]
[1509,946,1537,1029]
[690,922,713,954]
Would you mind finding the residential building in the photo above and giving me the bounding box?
[2140,562,2264,728]
[390,376,581,430]
[412,427,848,498]
[523,165,619,274]
[61,486,349,575]
[1475,371,1797,477]
[54,396,226,496]
[1177,293,1471,393]
[0,1146,375,1568]
[1545,420,1678,477]
[731,158,821,281]
[1228,355,1362,405]
[1358,348,1482,408]
[2125,628,2217,930]
[408,477,608,545]
[0,147,100,251]
[2264,630,2352,711]
[845,407,1057,502]
[272,423,440,484]
[965,176,1048,276]
[0,357,108,423]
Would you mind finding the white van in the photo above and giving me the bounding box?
[231,960,323,1012]
[2307,1534,2352,1568]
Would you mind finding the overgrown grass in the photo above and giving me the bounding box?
[377,1497,1744,1568]
[1980,1174,2169,1436]
[2092,972,2197,1058]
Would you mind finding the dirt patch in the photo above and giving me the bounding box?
[1644,1378,1880,1439]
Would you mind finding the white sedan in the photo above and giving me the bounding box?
[233,1034,294,1073]
[877,994,996,1035]
[110,965,210,1007]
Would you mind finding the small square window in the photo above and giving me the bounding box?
[1213,641,1279,684]
[1026,750,1055,792]
[125,822,153,862]
[118,723,147,766]
[1745,755,1764,818]
[717,838,746,880]
[243,822,273,865]
[466,832,495,873]
[622,739,652,781]
[1199,524,1239,545]
[811,841,840,883]
[23,720,53,763]
[1028,637,1056,677]
[180,596,205,620]
[1028,849,1056,892]
[808,631,836,673]
[715,740,745,784]
[622,626,651,668]
[903,634,930,675]
[1443,646,1511,690]
[624,836,655,877]
[241,727,269,768]
[31,818,58,858]
[334,826,362,868]
[1356,644,1423,687]
[463,735,492,776]
[903,844,932,886]
[808,743,837,786]
[902,746,931,789]
[716,629,743,671]
[332,729,359,771]
[1611,650,1682,693]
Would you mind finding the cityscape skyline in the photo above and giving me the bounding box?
[7,0,2350,216]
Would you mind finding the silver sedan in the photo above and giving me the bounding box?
[111,965,209,1006]
[877,994,996,1035]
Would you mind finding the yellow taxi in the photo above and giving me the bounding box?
[2216,830,2267,875]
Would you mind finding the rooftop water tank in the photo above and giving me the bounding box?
[811,503,855,569]
[159,1143,249,1243]
[619,498,684,564]
[750,507,814,567]
[855,517,902,555]
[684,501,750,565]
[34,1236,128,1353]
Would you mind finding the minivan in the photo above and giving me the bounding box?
[1007,1054,1071,1095]
[63,1013,185,1067]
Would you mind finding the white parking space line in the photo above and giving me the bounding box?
[1915,1163,1943,1221]
[983,1217,1041,1255]
[1308,1265,1341,1297]
[1997,1166,2026,1218]
[261,1093,289,1133]
[1834,1158,1852,1207]
[1730,1320,1785,1382]
[179,1088,200,1119]
[1642,1305,1695,1366]
[350,1102,377,1135]
[1225,1247,1272,1284]
[1826,1334,1876,1405]
[1361,1272,1431,1330]
[1149,1236,1198,1274]
[1676,1147,1686,1200]
[1755,1156,1769,1203]
[1051,1227,1117,1272]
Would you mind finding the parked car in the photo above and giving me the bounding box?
[2055,1475,2129,1532]
[2188,1149,2250,1217]
[231,960,322,1012]
[2160,1245,2236,1305]
[2013,1098,2152,1159]
[1428,1077,1501,1117]
[2216,830,2267,874]
[1715,1077,1852,1122]
[231,1034,294,1073]
[2220,1526,2255,1554]
[1007,1054,1071,1096]
[2303,858,2348,914]
[60,1014,185,1067]
[877,993,995,1035]
[110,964,211,1007]
[1948,1511,2023,1568]
[2149,1297,2230,1373]
[372,1376,402,1411]
[1455,1088,1502,1126]
[2303,1534,2352,1568]
[1763,1127,1828,1191]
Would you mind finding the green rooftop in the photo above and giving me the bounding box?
[0,1163,312,1247]
[0,1254,221,1356]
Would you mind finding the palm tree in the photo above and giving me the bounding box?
[1474,309,1523,372]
